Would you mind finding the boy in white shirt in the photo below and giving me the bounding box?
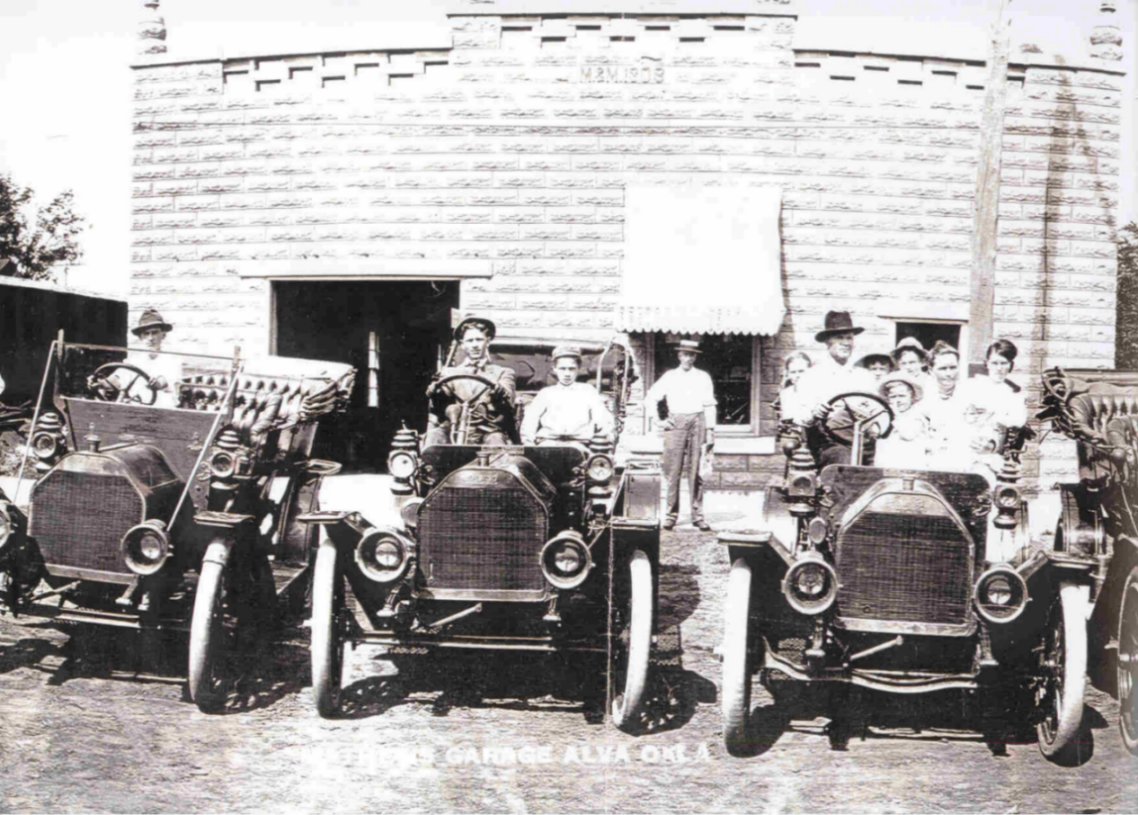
[520,346,613,446]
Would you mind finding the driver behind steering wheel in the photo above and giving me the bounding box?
[424,316,517,446]
[93,309,184,407]
[785,311,878,468]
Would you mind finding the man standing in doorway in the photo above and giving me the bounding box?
[645,339,717,532]
[425,316,517,446]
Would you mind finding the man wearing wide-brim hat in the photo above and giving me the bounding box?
[644,338,717,532]
[132,308,174,339]
[425,315,517,446]
[520,345,613,446]
[788,311,877,467]
[107,308,183,406]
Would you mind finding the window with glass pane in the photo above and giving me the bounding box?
[651,334,754,428]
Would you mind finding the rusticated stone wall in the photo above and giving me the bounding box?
[130,7,1126,491]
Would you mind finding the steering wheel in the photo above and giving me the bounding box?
[431,372,499,403]
[89,362,159,406]
[822,391,894,447]
[430,373,504,444]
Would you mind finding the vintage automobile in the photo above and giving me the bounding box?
[300,338,661,731]
[1038,367,1138,754]
[0,338,353,711]
[719,390,1094,763]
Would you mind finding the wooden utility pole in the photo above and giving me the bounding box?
[968,0,1012,374]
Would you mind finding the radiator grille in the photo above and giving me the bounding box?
[835,511,972,628]
[31,471,141,575]
[418,480,547,591]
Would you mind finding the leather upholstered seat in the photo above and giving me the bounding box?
[1068,388,1138,445]
[180,360,356,453]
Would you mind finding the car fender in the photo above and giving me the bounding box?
[1054,483,1104,557]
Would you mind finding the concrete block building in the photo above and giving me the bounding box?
[129,0,1129,491]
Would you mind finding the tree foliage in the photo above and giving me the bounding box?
[1117,222,1138,370]
[0,173,85,282]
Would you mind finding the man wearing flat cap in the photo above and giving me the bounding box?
[645,338,717,532]
[520,346,614,446]
[425,316,517,446]
[789,311,877,467]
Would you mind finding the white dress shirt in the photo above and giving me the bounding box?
[521,381,614,444]
[788,354,876,424]
[123,350,185,408]
[967,374,1028,428]
[918,384,1001,474]
[645,367,717,418]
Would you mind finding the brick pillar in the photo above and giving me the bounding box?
[137,0,167,56]
[1090,0,1123,61]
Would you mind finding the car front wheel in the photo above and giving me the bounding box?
[188,539,231,712]
[1117,562,1138,755]
[1036,581,1089,764]
[610,548,652,732]
[722,558,754,756]
[310,541,345,718]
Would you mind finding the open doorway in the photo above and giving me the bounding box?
[273,280,459,471]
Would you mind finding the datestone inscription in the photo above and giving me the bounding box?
[579,63,665,84]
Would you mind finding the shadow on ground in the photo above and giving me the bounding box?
[7,623,309,715]
[332,647,715,736]
[724,679,1106,767]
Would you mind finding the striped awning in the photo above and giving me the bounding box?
[616,185,785,336]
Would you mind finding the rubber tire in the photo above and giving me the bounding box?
[187,541,229,712]
[610,549,652,732]
[1117,565,1138,755]
[1037,581,1089,762]
[722,558,753,756]
[310,541,344,718]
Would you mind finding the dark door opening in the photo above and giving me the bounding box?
[273,280,459,471]
[895,322,962,354]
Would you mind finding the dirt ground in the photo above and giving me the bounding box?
[1,523,1136,813]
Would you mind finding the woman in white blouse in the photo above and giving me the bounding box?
[968,338,1028,432]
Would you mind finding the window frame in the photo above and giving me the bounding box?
[643,332,762,437]
[889,318,969,364]
[877,301,970,368]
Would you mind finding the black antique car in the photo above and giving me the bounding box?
[719,390,1093,763]
[1038,367,1138,754]
[0,338,353,710]
[300,339,662,731]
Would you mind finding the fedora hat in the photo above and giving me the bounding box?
[891,336,928,364]
[131,308,173,336]
[453,316,497,342]
[814,311,864,343]
[879,372,923,402]
[675,339,702,355]
[550,345,583,363]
